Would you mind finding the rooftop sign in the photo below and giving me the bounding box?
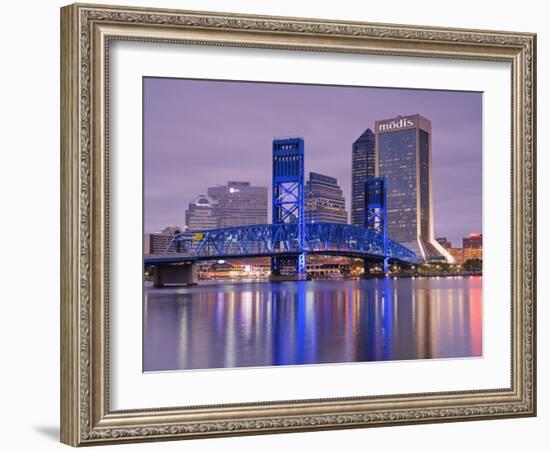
[377,116,416,133]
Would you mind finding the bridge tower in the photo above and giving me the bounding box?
[271,137,306,279]
[365,177,389,273]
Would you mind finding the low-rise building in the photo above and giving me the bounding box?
[144,226,182,255]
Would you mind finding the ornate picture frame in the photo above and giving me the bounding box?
[60,3,536,446]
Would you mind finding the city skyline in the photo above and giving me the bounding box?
[144,77,482,245]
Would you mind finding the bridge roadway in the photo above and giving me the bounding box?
[144,222,419,267]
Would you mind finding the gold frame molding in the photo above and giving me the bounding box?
[60,3,537,446]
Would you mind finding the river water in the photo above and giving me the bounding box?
[143,277,482,372]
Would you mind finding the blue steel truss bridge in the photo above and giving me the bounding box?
[144,222,418,269]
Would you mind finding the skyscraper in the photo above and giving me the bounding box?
[207,181,268,228]
[185,195,220,231]
[351,128,375,226]
[305,172,348,224]
[374,114,453,263]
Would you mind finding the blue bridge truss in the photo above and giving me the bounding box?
[144,222,418,266]
[145,137,419,272]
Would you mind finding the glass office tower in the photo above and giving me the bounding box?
[351,128,376,226]
[375,114,454,263]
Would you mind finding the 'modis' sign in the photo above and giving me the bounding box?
[378,117,415,132]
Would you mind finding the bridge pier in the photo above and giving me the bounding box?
[271,137,307,281]
[153,263,198,287]
[270,255,307,281]
[363,258,389,276]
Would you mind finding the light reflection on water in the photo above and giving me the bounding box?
[143,277,482,371]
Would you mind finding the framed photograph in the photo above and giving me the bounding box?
[60,3,536,446]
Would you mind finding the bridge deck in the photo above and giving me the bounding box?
[145,222,418,266]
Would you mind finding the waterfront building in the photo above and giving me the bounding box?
[305,172,348,224]
[207,181,268,228]
[448,233,483,265]
[374,114,454,263]
[463,232,482,249]
[185,195,221,231]
[449,247,465,265]
[463,246,482,262]
[351,128,376,226]
[144,226,182,255]
[449,247,482,265]
[446,233,483,265]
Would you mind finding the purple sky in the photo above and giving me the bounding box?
[144,77,482,247]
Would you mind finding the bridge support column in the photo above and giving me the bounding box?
[271,137,307,281]
[365,178,390,275]
[363,259,388,277]
[270,256,307,281]
[153,263,198,287]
